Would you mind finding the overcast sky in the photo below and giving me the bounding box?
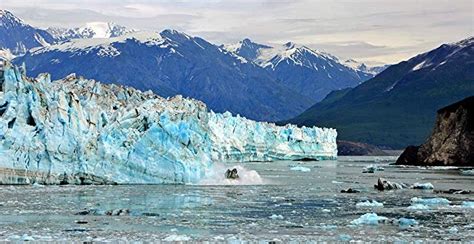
[3,0,473,64]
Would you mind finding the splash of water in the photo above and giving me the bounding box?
[198,163,265,185]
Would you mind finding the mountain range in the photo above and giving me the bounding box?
[286,37,474,148]
[223,39,380,102]
[0,10,55,56]
[1,10,378,121]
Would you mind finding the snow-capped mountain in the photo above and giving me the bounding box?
[0,63,337,184]
[47,22,135,41]
[0,10,55,55]
[15,30,313,121]
[343,59,389,75]
[288,36,474,148]
[223,39,376,102]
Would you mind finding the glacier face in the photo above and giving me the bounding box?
[0,63,337,184]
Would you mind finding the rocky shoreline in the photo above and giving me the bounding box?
[396,96,474,166]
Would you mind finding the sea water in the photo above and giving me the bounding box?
[0,156,473,242]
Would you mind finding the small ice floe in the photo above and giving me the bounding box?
[448,226,459,234]
[351,213,419,228]
[407,204,431,210]
[356,200,384,208]
[462,201,474,208]
[411,197,451,206]
[397,218,418,229]
[32,182,44,188]
[412,182,434,190]
[339,234,352,241]
[21,234,35,241]
[163,234,191,241]
[269,214,284,220]
[460,169,474,175]
[350,213,388,225]
[290,166,311,172]
[362,164,384,173]
[331,180,343,184]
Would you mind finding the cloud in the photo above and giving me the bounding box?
[2,0,472,64]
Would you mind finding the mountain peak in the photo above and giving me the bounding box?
[0,9,26,27]
[284,41,296,49]
[160,29,191,40]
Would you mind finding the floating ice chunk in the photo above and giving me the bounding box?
[362,164,384,173]
[339,234,352,241]
[356,200,384,208]
[21,234,34,241]
[460,169,474,175]
[462,201,474,208]
[411,197,451,206]
[407,204,430,210]
[398,218,418,229]
[163,234,191,241]
[269,214,284,220]
[350,213,387,225]
[412,182,434,190]
[290,166,311,172]
[448,226,458,234]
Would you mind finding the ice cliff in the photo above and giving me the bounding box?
[0,62,337,184]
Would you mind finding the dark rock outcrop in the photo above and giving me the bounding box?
[396,96,474,166]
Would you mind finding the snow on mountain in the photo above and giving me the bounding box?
[47,22,136,41]
[223,39,375,102]
[343,59,389,75]
[0,10,55,55]
[15,30,313,122]
[288,36,474,148]
[0,62,337,184]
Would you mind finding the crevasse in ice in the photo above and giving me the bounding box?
[0,63,337,184]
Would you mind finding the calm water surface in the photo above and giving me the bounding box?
[0,156,473,242]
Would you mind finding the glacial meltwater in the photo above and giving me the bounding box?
[0,156,473,242]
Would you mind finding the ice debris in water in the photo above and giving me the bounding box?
[356,200,384,208]
[412,182,434,189]
[411,197,451,206]
[362,164,384,173]
[407,204,431,210]
[397,218,418,229]
[0,63,337,184]
[462,201,474,208]
[163,234,191,241]
[290,166,311,172]
[269,214,284,220]
[339,234,352,241]
[350,213,388,225]
[460,169,474,175]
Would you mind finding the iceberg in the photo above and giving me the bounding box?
[350,213,388,225]
[412,182,434,189]
[290,166,311,172]
[397,218,418,229]
[355,200,384,208]
[410,197,451,206]
[0,63,337,184]
[462,201,474,208]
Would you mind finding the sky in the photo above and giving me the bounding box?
[3,0,473,65]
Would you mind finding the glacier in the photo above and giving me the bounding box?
[0,62,337,184]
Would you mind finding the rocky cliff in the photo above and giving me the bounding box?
[396,96,474,166]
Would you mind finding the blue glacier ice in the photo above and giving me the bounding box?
[0,63,337,184]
